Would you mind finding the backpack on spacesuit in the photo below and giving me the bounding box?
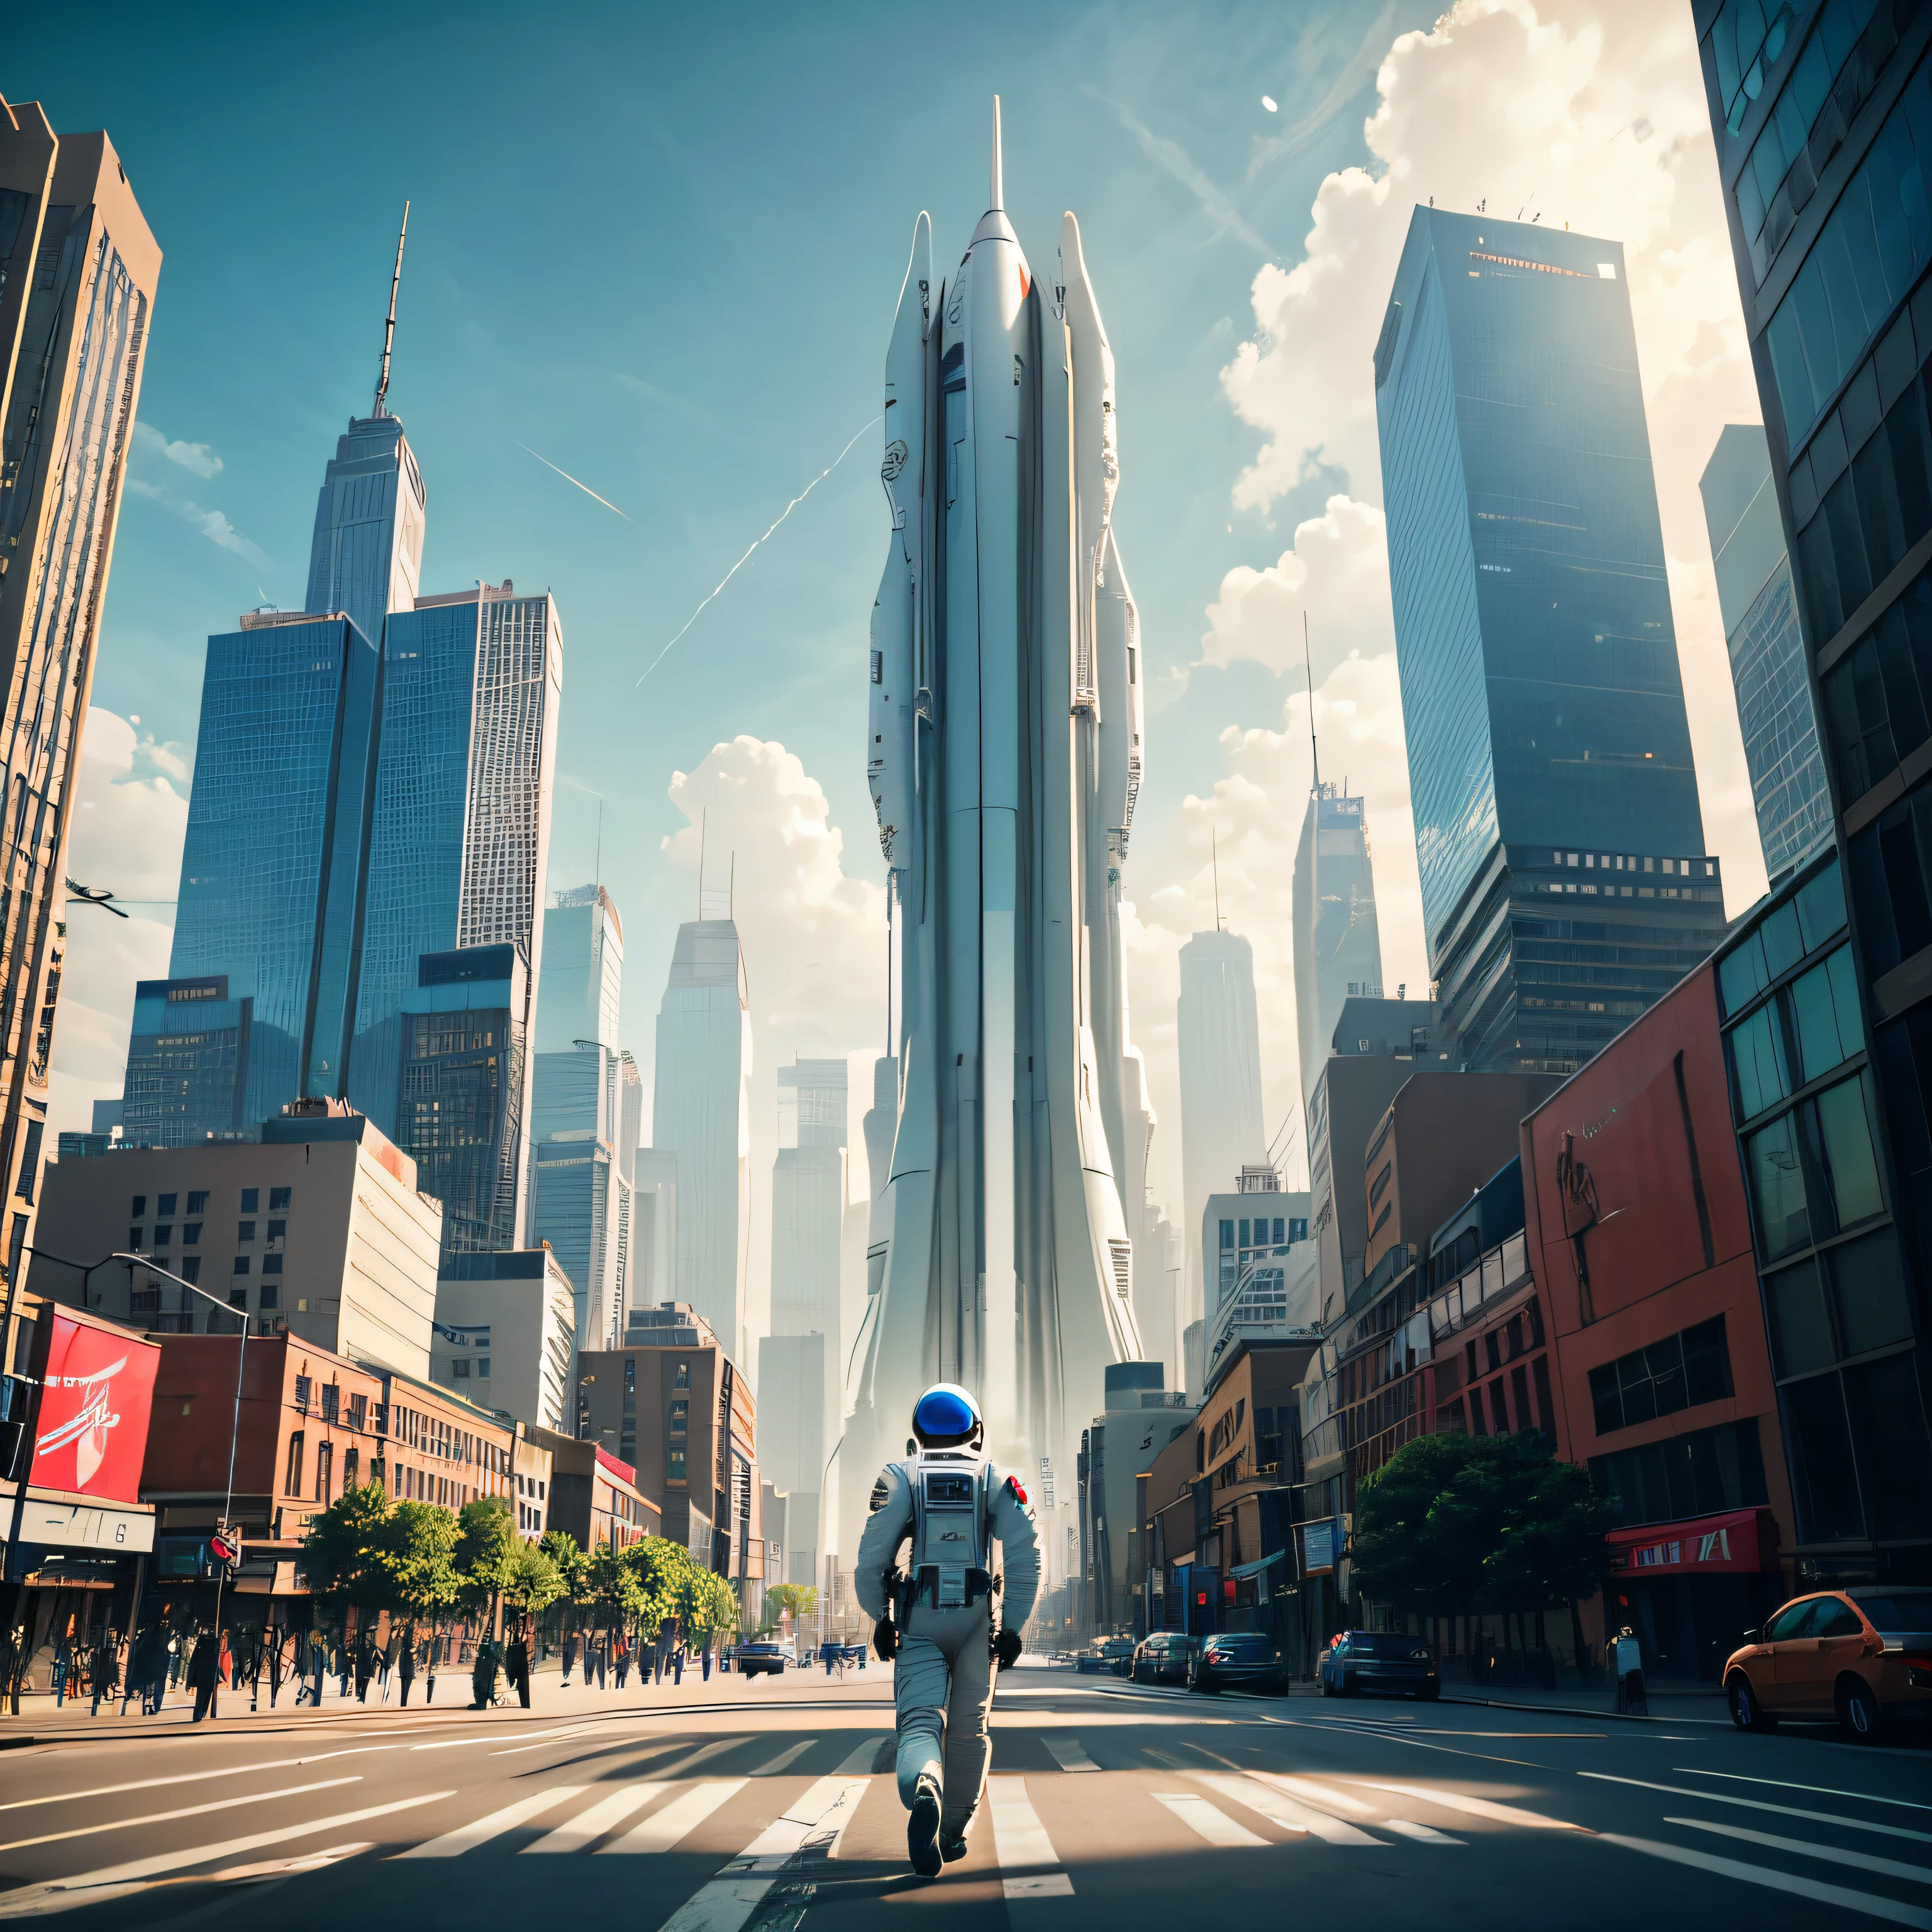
[894,1450,997,1615]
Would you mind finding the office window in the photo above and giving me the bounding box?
[669,1399,689,1435]
[1587,1317,1734,1436]
[267,1219,286,1241]
[1219,1219,1234,1250]
[237,1220,256,1243]
[182,1222,201,1246]
[233,1256,250,1276]
[151,1225,172,1249]
[262,1253,282,1274]
[180,1256,201,1284]
[286,1431,304,1494]
[157,1192,177,1218]
[269,1186,291,1210]
[453,1358,472,1377]
[348,1394,367,1431]
[477,1358,489,1377]
[675,1360,689,1389]
[1589,1418,1770,1529]
[316,1441,333,1504]
[127,1228,142,1252]
[321,1383,340,1424]
[668,1448,687,1481]
[1765,1228,1915,1375]
[187,1191,208,1214]
[258,1281,279,1311]
[228,1288,247,1312]
[130,1196,146,1219]
[240,1188,259,1213]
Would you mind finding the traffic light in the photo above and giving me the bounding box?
[204,1528,240,1579]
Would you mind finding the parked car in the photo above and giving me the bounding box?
[1319,1629,1440,1699]
[1724,1586,1932,1740]
[1131,1631,1199,1685]
[1189,1631,1288,1695]
[1075,1636,1134,1675]
[735,1641,789,1677]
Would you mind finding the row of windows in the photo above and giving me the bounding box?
[1588,1418,1769,1531]
[130,1187,288,1217]
[1766,47,1932,443]
[1846,774,1932,974]
[131,1218,285,1250]
[1587,1317,1734,1438]
[1441,1351,1555,1444]
[1718,855,1850,1013]
[1712,0,1797,135]
[1821,554,1932,799]
[1726,940,1865,1121]
[1743,1067,1887,1259]
[1545,850,1714,875]
[1533,880,1720,901]
[1763,1224,1917,1377]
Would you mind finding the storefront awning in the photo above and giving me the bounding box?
[1607,1507,1779,1577]
[1229,1550,1288,1580]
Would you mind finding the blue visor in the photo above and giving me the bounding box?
[913,1389,977,1438]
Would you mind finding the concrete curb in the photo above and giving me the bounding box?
[1438,1690,1730,1726]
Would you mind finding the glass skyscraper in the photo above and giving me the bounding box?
[1375,206,1729,1072]
[1291,784,1385,1110]
[1698,423,1832,880]
[303,413,425,661]
[118,975,250,1147]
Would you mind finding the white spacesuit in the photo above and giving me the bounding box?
[856,1383,1040,1877]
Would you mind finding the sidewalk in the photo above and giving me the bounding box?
[0,1655,892,1748]
[1440,1678,1728,1725]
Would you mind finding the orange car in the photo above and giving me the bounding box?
[1724,1587,1932,1739]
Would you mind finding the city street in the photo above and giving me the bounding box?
[0,1663,1924,1928]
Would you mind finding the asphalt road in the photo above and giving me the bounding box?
[0,1664,1926,1928]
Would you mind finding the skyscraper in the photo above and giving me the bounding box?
[119,976,249,1148]
[1176,929,1269,1327]
[1375,207,1728,1073]
[652,913,751,1363]
[1291,783,1385,1110]
[527,884,630,1360]
[1697,423,1830,879]
[0,103,159,1279]
[347,580,562,1146]
[759,1057,847,1582]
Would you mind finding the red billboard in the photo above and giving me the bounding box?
[30,1314,158,1503]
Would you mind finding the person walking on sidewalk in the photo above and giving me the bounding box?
[89,1629,119,1716]
[397,1632,416,1705]
[560,1631,577,1686]
[187,1629,221,1723]
[1610,1626,1648,1716]
[506,1631,531,1708]
[50,1626,72,1707]
[378,1631,396,1702]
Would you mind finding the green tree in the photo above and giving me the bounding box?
[456,1497,520,1633]
[680,1570,742,1657]
[625,1535,696,1646]
[765,1583,818,1639]
[503,1540,564,1634]
[1352,1431,1613,1632]
[374,1498,460,1648]
[539,1530,589,1640]
[296,1483,395,1637]
[587,1540,645,1642]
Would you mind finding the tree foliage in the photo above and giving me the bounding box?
[682,1570,741,1647]
[455,1497,520,1616]
[1351,1431,1614,1618]
[374,1499,460,1629]
[297,1483,394,1628]
[504,1540,564,1623]
[764,1583,816,1633]
[587,1541,645,1629]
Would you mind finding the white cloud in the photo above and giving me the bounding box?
[657,736,887,1342]
[48,709,189,1143]
[132,419,223,478]
[126,463,270,569]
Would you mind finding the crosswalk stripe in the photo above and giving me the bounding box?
[1349,1781,1580,1831]
[0,1791,455,1919]
[394,1785,589,1858]
[835,1737,887,1774]
[1582,1774,1932,1846]
[600,1780,747,1855]
[523,1783,667,1853]
[750,1740,816,1776]
[1667,1817,1932,1888]
[1251,1773,1379,1818]
[1380,1819,1465,1846]
[1153,1792,1269,1848]
[0,1778,362,1854]
[1197,1773,1376,1845]
[653,1739,751,1780]
[1043,1736,1099,1773]
[1601,1833,1932,1929]
[990,1777,1074,1898]
[655,1777,868,1932]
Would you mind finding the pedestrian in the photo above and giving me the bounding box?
[1611,1626,1647,1716]
[823,1639,836,1679]
[561,1631,577,1686]
[264,1627,284,1709]
[89,1629,119,1716]
[596,1634,609,1690]
[614,1635,631,1690]
[51,1625,72,1707]
[425,1633,439,1705]
[506,1631,531,1709]
[672,1643,685,1686]
[353,1631,374,1704]
[305,1633,326,1708]
[379,1631,397,1702]
[188,1629,220,1723]
[471,1635,502,1709]
[335,1637,350,1701]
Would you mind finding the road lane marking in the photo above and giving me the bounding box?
[1348,1781,1583,1831]
[204,1841,372,1882]
[835,1736,888,1774]
[1601,1833,1932,1928]
[1043,1736,1099,1773]
[0,1791,455,1918]
[393,1785,589,1857]
[1667,1817,1932,1887]
[990,1777,1074,1897]
[1250,1774,1378,1816]
[650,1738,750,1780]
[653,1777,867,1932]
[599,1779,747,1854]
[411,1728,574,1752]
[1581,1774,1932,1845]
[0,1778,362,1854]
[1196,1773,1375,1844]
[1380,1819,1466,1845]
[1152,1792,1270,1847]
[750,1740,816,1775]
[0,1753,396,1814]
[1675,1768,1932,1813]
[523,1783,667,1853]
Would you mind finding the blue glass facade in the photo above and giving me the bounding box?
[119,976,250,1147]
[1375,207,1725,1071]
[303,414,425,655]
[1701,0,1932,1582]
[167,616,379,1125]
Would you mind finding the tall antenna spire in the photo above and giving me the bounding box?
[991,96,1004,210]
[374,199,410,418]
[1303,610,1320,795]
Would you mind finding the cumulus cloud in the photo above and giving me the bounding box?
[48,709,188,1142]
[132,419,223,479]
[656,736,887,1340]
[126,477,272,569]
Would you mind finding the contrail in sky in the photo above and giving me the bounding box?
[636,415,881,687]
[519,442,631,520]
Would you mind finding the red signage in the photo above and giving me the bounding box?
[30,1314,158,1504]
[1606,1507,1779,1578]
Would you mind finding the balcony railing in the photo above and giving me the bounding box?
[1427,1231,1530,1341]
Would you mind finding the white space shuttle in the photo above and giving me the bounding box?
[847,101,1150,1526]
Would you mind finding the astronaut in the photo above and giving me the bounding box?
[856,1384,1040,1878]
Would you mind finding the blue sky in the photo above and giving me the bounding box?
[21,0,1763,1236]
